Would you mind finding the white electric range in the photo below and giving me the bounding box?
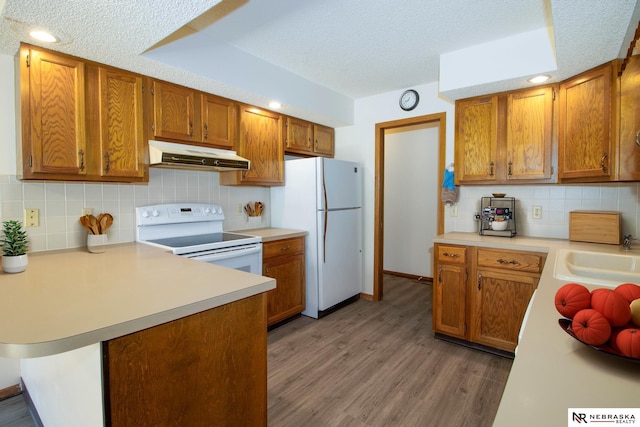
[135,203,262,275]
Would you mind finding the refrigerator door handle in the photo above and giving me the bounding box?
[322,165,328,263]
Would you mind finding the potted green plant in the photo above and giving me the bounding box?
[1,220,29,273]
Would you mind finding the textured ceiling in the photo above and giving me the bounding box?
[1,0,639,127]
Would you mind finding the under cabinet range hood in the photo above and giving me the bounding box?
[148,140,250,172]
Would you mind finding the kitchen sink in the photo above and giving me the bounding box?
[554,249,640,287]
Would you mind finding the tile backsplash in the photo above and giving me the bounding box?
[445,183,640,239]
[0,168,270,252]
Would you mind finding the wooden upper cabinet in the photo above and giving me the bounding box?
[455,87,556,185]
[284,117,335,158]
[220,105,284,186]
[150,80,201,142]
[313,124,335,157]
[201,94,237,149]
[558,61,615,181]
[619,54,640,181]
[21,45,87,177]
[506,86,554,181]
[284,117,313,154]
[455,96,498,183]
[89,66,145,179]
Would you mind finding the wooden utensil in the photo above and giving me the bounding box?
[79,215,93,234]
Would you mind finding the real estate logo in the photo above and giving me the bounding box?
[569,408,638,425]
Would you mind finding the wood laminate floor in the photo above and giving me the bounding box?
[267,275,513,427]
[0,275,512,427]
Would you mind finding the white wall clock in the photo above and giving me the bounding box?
[399,89,419,111]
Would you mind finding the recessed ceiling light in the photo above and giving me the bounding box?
[527,75,551,84]
[268,101,282,109]
[29,29,58,43]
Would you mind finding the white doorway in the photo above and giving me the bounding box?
[383,122,439,279]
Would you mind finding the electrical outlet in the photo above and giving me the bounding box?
[82,208,93,216]
[450,205,458,217]
[24,208,39,227]
[532,206,542,219]
[237,203,243,214]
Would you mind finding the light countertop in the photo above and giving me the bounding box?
[434,232,640,427]
[235,227,306,242]
[0,243,275,359]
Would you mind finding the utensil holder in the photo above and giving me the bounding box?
[87,234,108,253]
[247,216,262,227]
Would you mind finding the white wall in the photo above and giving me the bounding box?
[384,124,439,278]
[335,81,456,296]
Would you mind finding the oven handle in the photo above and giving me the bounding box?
[185,244,262,261]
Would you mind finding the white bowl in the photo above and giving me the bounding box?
[491,220,508,231]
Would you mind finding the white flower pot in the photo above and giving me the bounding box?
[2,254,28,273]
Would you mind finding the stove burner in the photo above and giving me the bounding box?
[146,233,254,249]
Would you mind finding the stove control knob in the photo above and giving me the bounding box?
[204,207,212,214]
[142,210,150,218]
[151,209,159,217]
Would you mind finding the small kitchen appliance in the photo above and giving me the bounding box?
[271,157,363,319]
[136,203,262,274]
[478,196,517,237]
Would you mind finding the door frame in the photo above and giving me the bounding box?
[373,113,446,301]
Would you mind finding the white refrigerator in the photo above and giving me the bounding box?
[271,157,363,319]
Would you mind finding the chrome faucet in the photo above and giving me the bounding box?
[623,234,633,250]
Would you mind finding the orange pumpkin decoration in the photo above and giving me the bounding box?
[591,288,631,327]
[615,328,640,358]
[572,309,611,346]
[614,283,640,303]
[555,283,591,319]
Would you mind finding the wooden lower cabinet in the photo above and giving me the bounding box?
[263,236,305,325]
[433,243,546,353]
[433,244,468,338]
[102,294,267,427]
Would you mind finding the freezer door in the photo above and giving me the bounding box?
[316,208,362,311]
[318,158,362,210]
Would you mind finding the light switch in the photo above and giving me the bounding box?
[24,208,39,227]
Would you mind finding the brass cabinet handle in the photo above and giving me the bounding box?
[442,252,460,258]
[477,273,482,290]
[507,160,513,177]
[497,258,520,265]
[489,161,495,177]
[104,152,110,174]
[438,266,442,283]
[601,152,608,173]
[280,245,292,251]
[189,121,194,137]
[204,123,209,140]
[78,150,85,171]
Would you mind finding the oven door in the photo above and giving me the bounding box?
[183,243,262,275]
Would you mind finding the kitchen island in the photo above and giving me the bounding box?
[434,233,640,427]
[0,243,275,426]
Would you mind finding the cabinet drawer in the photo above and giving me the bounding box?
[437,245,467,264]
[263,237,304,259]
[477,249,545,273]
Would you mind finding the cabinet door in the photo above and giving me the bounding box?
[313,124,335,157]
[558,62,613,180]
[284,117,313,154]
[223,105,284,185]
[619,54,640,181]
[202,94,237,149]
[24,46,86,176]
[264,253,305,325]
[455,96,498,182]
[433,262,467,338]
[95,67,145,179]
[151,80,200,142]
[506,87,554,181]
[471,268,537,352]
